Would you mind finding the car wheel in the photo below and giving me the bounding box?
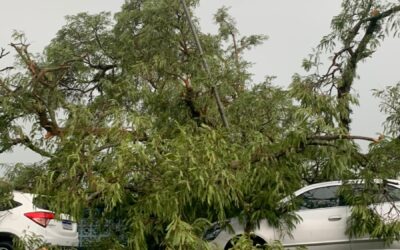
[224,235,266,250]
[0,241,13,250]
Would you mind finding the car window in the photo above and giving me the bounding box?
[298,185,341,210]
[340,183,400,205]
[0,182,19,211]
[0,200,22,211]
[374,185,400,203]
[386,185,400,201]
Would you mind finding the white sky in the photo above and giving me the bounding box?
[1,0,399,164]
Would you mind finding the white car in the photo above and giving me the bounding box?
[207,180,400,250]
[0,191,79,249]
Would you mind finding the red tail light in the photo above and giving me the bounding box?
[24,212,55,227]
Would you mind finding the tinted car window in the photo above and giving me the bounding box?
[374,185,400,203]
[387,185,400,201]
[298,185,341,210]
[0,200,22,211]
[340,183,400,205]
[0,182,18,210]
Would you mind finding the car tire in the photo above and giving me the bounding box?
[0,241,13,250]
[224,235,266,249]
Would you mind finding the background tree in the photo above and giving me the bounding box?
[1,0,400,248]
[292,0,400,243]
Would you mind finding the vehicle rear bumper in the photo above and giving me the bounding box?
[45,236,79,247]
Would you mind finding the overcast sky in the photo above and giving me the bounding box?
[1,0,399,164]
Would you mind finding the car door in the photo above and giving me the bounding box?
[350,183,400,249]
[279,185,351,250]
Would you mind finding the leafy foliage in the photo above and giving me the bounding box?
[0,179,13,210]
[1,0,400,248]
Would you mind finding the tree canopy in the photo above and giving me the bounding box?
[1,0,400,249]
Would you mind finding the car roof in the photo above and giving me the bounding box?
[294,179,400,196]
